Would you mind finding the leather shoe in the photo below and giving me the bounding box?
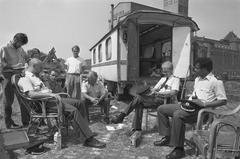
[103,117,110,124]
[84,137,106,148]
[6,122,20,129]
[111,113,125,124]
[166,148,185,159]
[153,136,170,146]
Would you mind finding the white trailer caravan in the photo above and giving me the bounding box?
[90,2,199,96]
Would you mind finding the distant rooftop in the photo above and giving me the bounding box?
[223,31,240,42]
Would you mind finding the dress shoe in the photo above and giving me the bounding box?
[153,136,170,146]
[166,147,185,159]
[84,137,106,148]
[111,113,126,124]
[25,143,45,155]
[6,122,20,129]
[103,117,110,124]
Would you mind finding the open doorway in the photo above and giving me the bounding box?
[139,24,172,78]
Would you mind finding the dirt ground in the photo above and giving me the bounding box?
[1,81,240,159]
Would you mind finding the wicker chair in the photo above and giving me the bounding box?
[11,74,67,146]
[192,104,240,159]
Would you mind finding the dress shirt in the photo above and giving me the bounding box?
[154,75,180,92]
[81,81,106,98]
[18,71,50,93]
[65,56,86,74]
[191,73,227,103]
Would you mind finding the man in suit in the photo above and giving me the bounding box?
[155,57,227,159]
[111,61,180,134]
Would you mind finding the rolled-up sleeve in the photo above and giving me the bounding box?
[18,77,34,93]
[214,80,227,100]
[0,48,6,72]
[81,82,88,93]
[171,77,180,91]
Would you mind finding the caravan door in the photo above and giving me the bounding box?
[172,26,191,78]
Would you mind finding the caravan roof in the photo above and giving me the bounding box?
[90,10,199,51]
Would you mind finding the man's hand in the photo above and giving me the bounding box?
[91,97,99,105]
[190,99,205,107]
[48,93,60,99]
[155,91,172,97]
[147,88,158,96]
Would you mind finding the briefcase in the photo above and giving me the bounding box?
[0,130,29,150]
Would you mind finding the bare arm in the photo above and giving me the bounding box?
[157,90,178,96]
[190,99,227,108]
[27,90,57,99]
[82,92,98,103]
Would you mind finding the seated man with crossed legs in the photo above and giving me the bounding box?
[111,61,180,134]
[18,58,106,148]
[155,57,227,159]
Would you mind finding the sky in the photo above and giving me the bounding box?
[0,0,239,59]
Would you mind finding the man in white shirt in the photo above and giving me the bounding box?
[65,45,86,99]
[18,58,106,148]
[155,57,227,159]
[111,61,180,132]
[81,71,110,123]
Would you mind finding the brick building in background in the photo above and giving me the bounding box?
[192,32,240,80]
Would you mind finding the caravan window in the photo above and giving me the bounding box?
[98,44,102,62]
[106,37,112,60]
[93,49,96,64]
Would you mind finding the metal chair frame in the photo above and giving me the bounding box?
[192,104,240,159]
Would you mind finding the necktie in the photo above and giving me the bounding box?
[159,77,169,90]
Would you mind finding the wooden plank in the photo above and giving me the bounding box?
[129,131,142,147]
[1,130,29,151]
[0,135,10,159]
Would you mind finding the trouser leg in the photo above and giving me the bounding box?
[132,104,143,130]
[61,98,88,121]
[131,95,163,130]
[157,104,180,136]
[48,101,93,142]
[72,75,81,100]
[84,99,92,121]
[2,73,14,127]
[170,108,198,147]
[122,95,143,115]
[68,105,93,142]
[99,98,110,118]
[65,74,73,98]
[16,95,30,125]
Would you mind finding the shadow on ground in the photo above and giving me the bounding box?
[2,93,240,158]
